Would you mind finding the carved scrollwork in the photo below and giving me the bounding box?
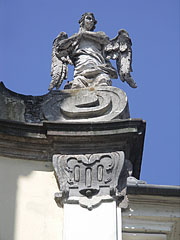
[42,86,130,122]
[53,151,128,209]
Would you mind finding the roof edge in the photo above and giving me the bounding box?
[127,183,180,197]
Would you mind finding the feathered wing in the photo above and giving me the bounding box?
[48,32,69,91]
[105,29,137,88]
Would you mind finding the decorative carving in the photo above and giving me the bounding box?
[49,12,137,90]
[43,86,130,121]
[0,83,129,123]
[53,151,128,210]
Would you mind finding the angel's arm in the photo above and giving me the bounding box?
[56,33,80,52]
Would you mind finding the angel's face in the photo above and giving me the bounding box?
[83,14,95,31]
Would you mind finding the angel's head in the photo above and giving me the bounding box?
[79,12,97,31]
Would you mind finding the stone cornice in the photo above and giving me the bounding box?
[0,118,145,179]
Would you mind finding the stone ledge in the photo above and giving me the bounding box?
[0,82,130,122]
[0,118,146,179]
[127,184,180,197]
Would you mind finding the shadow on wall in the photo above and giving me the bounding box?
[0,157,60,240]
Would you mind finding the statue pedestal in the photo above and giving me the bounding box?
[49,119,145,240]
[63,201,122,240]
[0,83,146,240]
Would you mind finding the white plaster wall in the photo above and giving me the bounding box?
[0,156,63,240]
[63,201,119,240]
[0,156,179,240]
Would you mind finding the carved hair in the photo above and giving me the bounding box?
[79,12,97,31]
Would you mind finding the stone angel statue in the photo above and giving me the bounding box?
[48,12,137,91]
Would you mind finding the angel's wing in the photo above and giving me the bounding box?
[48,32,70,91]
[105,29,137,88]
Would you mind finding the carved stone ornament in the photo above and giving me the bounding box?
[0,83,129,122]
[49,12,137,91]
[43,86,129,121]
[53,151,128,210]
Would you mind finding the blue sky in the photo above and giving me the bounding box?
[0,0,179,185]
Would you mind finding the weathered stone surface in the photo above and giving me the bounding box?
[53,152,128,209]
[0,83,26,122]
[0,82,129,122]
[49,12,137,90]
[0,118,146,180]
[48,86,129,121]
